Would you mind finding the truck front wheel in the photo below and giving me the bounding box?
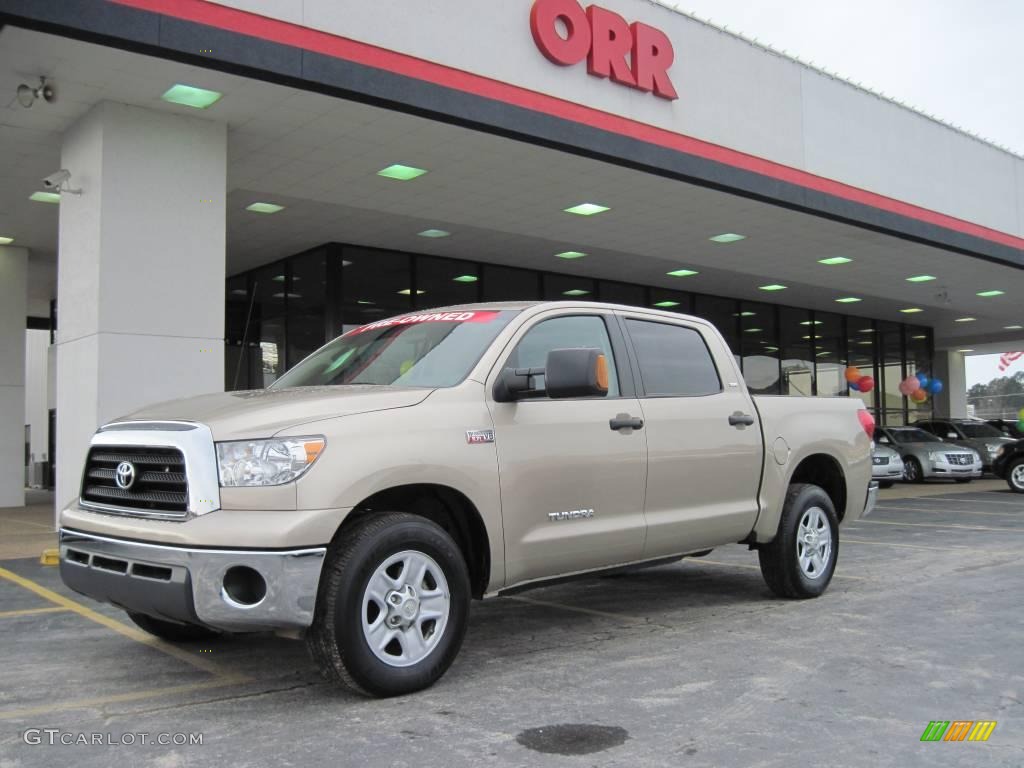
[758,484,839,599]
[307,513,470,697]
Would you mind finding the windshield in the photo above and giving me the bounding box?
[270,309,519,389]
[888,428,938,444]
[958,422,1003,438]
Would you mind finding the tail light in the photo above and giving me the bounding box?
[857,409,875,438]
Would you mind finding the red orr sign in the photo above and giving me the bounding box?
[530,0,679,100]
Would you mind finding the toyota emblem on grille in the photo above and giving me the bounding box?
[115,461,136,490]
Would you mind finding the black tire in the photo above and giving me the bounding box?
[126,611,221,642]
[758,484,839,599]
[1008,459,1024,494]
[879,481,894,489]
[904,457,925,484]
[307,513,470,697]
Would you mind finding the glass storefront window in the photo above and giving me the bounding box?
[481,264,539,302]
[416,256,480,309]
[226,241,935,408]
[543,273,596,301]
[598,281,646,307]
[648,287,692,313]
[225,275,252,390]
[338,247,412,334]
[814,311,847,397]
[879,321,905,416]
[846,318,877,414]
[694,295,738,355]
[738,302,779,395]
[780,307,815,397]
[286,248,328,369]
[906,326,933,421]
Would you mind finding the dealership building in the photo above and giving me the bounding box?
[0,0,1022,510]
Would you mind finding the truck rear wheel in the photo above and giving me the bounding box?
[758,484,839,599]
[126,611,221,642]
[307,512,470,697]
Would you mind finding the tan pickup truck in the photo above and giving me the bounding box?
[59,301,876,696]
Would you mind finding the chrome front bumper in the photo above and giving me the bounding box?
[59,529,325,632]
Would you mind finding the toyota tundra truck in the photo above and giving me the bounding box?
[59,301,876,696]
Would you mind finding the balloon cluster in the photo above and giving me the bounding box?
[844,367,875,393]
[898,372,943,403]
[1018,407,1024,435]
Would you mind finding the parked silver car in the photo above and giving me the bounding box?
[912,418,1017,472]
[872,443,904,488]
[874,426,982,483]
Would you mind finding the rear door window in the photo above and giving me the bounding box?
[624,319,721,397]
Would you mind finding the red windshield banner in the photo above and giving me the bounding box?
[347,310,502,335]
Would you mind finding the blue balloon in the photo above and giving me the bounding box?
[916,372,930,389]
[928,379,943,395]
[849,380,861,392]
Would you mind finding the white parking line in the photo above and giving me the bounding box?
[874,505,1023,518]
[909,495,1024,507]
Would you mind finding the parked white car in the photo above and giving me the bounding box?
[871,443,904,488]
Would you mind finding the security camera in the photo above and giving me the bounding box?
[42,169,70,189]
[41,169,81,195]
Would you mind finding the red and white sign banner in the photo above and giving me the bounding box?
[998,351,1024,372]
[347,310,501,336]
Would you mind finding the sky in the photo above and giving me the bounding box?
[670,0,1024,155]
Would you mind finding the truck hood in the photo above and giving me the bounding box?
[116,386,434,441]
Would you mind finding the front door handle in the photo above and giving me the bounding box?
[610,415,644,431]
[729,411,755,427]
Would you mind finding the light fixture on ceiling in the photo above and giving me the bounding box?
[0,236,13,245]
[418,229,450,238]
[377,164,428,181]
[653,301,680,308]
[1005,325,1023,330]
[555,251,587,260]
[161,83,222,109]
[563,289,590,296]
[452,275,478,283]
[709,233,746,243]
[835,297,862,303]
[246,202,284,214]
[759,284,786,292]
[667,269,699,278]
[818,257,851,265]
[16,77,55,108]
[564,203,610,216]
[976,290,1004,297]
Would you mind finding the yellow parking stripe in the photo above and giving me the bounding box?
[0,678,248,721]
[0,606,68,619]
[0,566,243,679]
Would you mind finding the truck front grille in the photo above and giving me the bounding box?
[81,446,189,519]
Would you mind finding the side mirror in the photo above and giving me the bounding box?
[493,348,609,402]
[545,348,609,399]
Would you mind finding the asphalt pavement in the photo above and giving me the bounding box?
[1,484,1021,767]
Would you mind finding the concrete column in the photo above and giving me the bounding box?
[56,102,226,512]
[933,350,968,418]
[0,246,28,508]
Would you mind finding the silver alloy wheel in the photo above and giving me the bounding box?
[796,506,832,580]
[361,549,451,668]
[905,459,920,482]
[1012,464,1024,490]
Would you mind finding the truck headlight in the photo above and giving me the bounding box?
[986,443,1001,455]
[216,437,325,487]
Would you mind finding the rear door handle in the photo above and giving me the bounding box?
[610,415,644,431]
[728,412,755,427]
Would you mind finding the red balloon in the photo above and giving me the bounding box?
[911,388,928,403]
[857,376,875,393]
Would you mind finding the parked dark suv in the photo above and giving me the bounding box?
[913,418,1017,471]
[987,419,1024,440]
[993,440,1024,493]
